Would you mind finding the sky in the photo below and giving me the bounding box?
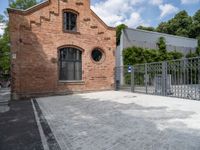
[0,0,200,35]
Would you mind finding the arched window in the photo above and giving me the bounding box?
[59,47,82,81]
[63,11,77,32]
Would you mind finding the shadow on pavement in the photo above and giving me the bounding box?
[0,100,43,150]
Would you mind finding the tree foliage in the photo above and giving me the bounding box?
[0,14,5,23]
[137,26,155,32]
[156,10,192,37]
[9,0,38,10]
[0,26,10,75]
[0,0,40,79]
[116,24,127,46]
[157,37,167,54]
[123,37,183,66]
[136,9,200,57]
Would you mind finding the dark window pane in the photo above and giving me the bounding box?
[75,62,82,80]
[70,14,77,31]
[59,47,82,80]
[64,13,67,29]
[91,49,103,62]
[64,12,77,31]
[66,62,75,80]
[66,13,69,30]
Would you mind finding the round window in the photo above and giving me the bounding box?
[91,48,103,62]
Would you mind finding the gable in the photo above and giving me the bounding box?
[7,0,115,31]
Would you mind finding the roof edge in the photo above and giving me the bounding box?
[7,0,50,15]
[90,9,116,31]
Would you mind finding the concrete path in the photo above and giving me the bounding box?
[36,91,200,150]
[0,88,10,113]
[0,100,43,150]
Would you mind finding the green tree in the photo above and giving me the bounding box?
[0,0,40,78]
[137,26,155,32]
[156,11,192,37]
[9,0,37,10]
[0,27,10,76]
[193,9,200,23]
[166,51,183,60]
[157,37,167,54]
[0,15,5,23]
[196,47,200,56]
[190,10,200,40]
[123,37,183,66]
[116,24,127,46]
[157,22,170,34]
[186,50,198,58]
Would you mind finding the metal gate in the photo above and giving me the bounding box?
[115,57,200,100]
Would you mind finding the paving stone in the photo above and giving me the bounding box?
[37,91,200,150]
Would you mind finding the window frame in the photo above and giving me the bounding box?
[63,9,79,33]
[90,47,106,64]
[58,46,83,82]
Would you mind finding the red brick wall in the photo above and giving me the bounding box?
[8,0,116,100]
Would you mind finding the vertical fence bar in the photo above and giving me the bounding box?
[131,66,134,92]
[115,67,119,91]
[184,59,186,98]
[131,57,199,100]
[180,60,183,98]
[194,58,197,100]
[145,63,148,94]
[162,61,167,96]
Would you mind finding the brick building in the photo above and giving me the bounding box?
[8,0,116,100]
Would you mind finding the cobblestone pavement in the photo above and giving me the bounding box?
[36,91,200,150]
[1,91,200,150]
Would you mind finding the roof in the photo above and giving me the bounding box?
[123,28,198,48]
[127,28,197,41]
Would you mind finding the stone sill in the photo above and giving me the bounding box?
[58,80,85,85]
[63,30,81,35]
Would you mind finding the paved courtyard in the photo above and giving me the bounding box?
[35,91,200,150]
[0,88,10,113]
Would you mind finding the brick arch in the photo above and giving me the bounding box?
[57,45,84,52]
[62,8,79,15]
[57,45,83,81]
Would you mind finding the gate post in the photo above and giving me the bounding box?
[115,67,120,91]
[145,63,148,94]
[131,66,135,92]
[162,61,167,96]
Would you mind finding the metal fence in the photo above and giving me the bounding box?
[115,57,200,100]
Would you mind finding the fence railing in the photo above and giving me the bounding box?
[115,57,200,100]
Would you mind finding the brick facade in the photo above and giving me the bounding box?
[8,0,116,100]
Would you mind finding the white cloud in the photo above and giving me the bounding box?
[124,12,144,27]
[149,0,163,5]
[159,4,179,18]
[91,0,180,27]
[181,0,200,4]
[91,0,147,28]
[0,23,5,36]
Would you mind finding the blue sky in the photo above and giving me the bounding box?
[91,0,200,27]
[0,0,200,29]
